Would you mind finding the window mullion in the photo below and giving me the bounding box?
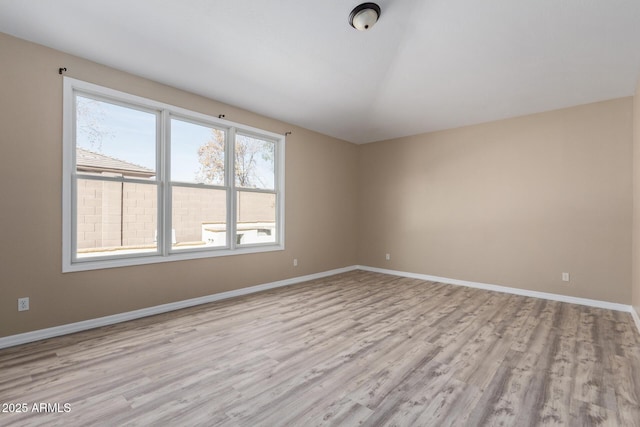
[228,127,237,250]
[161,109,170,256]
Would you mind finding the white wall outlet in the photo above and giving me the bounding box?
[18,297,29,312]
[385,253,391,261]
[293,258,298,267]
[562,272,570,282]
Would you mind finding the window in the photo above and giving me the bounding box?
[63,78,285,272]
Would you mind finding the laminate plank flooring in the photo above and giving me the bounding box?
[1,270,639,426]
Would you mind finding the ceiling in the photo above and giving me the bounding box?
[1,0,639,144]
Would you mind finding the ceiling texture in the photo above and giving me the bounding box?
[1,0,639,144]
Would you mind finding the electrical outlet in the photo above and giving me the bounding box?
[562,272,570,282]
[385,253,391,261]
[293,258,298,267]
[18,297,29,312]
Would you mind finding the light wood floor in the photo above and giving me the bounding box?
[1,270,640,426]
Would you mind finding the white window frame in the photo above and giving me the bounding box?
[62,77,285,272]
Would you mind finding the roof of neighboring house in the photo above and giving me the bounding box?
[76,148,155,178]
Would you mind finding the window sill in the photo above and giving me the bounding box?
[62,244,285,273]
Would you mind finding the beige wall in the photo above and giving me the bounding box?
[358,99,633,303]
[633,80,640,315]
[0,33,358,337]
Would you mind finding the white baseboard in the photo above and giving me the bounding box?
[0,265,358,350]
[356,265,633,313]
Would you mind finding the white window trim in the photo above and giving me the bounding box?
[62,77,285,273]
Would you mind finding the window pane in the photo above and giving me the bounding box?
[76,179,158,257]
[171,118,226,185]
[236,191,276,245]
[75,96,156,178]
[235,134,275,190]
[172,186,227,250]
